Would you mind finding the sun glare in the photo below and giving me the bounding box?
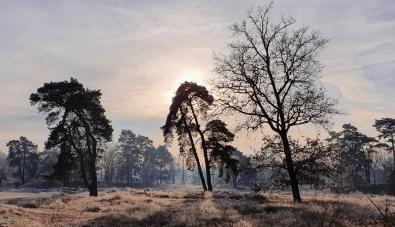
[163,70,206,101]
[176,70,204,85]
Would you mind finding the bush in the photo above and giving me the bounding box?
[250,182,267,193]
[86,206,101,212]
[22,202,39,208]
[245,193,267,203]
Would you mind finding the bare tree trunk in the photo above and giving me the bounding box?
[392,133,395,170]
[127,153,130,184]
[280,133,302,203]
[188,99,213,191]
[232,175,238,188]
[202,148,213,191]
[89,160,98,196]
[373,168,376,185]
[182,156,185,185]
[366,163,371,185]
[21,152,26,185]
[181,110,207,191]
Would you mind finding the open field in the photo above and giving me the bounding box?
[0,187,394,226]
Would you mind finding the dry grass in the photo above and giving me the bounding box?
[0,187,393,226]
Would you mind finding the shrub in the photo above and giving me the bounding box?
[86,206,101,212]
[22,202,39,208]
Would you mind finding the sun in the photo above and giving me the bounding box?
[175,70,204,85]
[163,70,206,101]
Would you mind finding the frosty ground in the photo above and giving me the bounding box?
[0,186,394,227]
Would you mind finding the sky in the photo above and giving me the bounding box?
[0,0,394,155]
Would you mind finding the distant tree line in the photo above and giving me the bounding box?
[1,131,177,187]
[99,130,175,186]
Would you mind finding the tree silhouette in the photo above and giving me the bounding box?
[118,130,144,184]
[6,137,39,184]
[329,124,376,188]
[374,118,395,170]
[30,78,113,196]
[162,81,214,191]
[205,120,238,183]
[156,145,174,184]
[212,3,337,202]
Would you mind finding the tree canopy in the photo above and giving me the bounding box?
[30,78,113,196]
[6,136,39,184]
[374,118,395,169]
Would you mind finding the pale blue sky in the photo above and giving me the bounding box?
[0,0,394,154]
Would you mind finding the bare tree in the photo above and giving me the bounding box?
[100,142,119,185]
[213,3,337,202]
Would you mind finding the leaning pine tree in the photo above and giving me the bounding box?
[162,82,214,191]
[213,2,337,202]
[30,78,113,196]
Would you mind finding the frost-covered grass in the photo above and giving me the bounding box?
[0,186,394,226]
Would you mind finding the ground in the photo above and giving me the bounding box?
[0,186,394,226]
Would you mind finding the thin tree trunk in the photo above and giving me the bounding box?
[127,153,130,184]
[21,152,26,184]
[180,109,207,191]
[280,133,302,203]
[373,168,376,185]
[392,133,395,170]
[233,175,238,188]
[366,162,371,185]
[187,99,213,191]
[182,156,185,185]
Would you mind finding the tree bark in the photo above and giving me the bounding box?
[280,133,302,203]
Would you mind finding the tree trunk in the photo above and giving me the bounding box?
[89,161,98,196]
[180,110,207,191]
[365,163,371,185]
[373,168,376,185]
[189,140,207,191]
[203,150,213,191]
[353,165,359,189]
[280,133,302,203]
[392,133,395,170]
[187,99,213,191]
[232,175,238,189]
[127,153,130,184]
[21,153,26,185]
[182,156,185,185]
